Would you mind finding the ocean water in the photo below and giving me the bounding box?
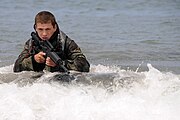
[0,0,180,120]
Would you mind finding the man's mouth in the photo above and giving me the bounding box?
[42,37,49,40]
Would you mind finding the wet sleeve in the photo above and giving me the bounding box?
[65,38,90,72]
[13,40,33,72]
[13,40,45,72]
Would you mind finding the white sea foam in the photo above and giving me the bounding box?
[0,64,14,74]
[0,64,180,120]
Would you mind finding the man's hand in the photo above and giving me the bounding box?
[34,52,56,67]
[46,57,56,67]
[34,52,46,63]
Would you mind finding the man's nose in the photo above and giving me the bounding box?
[42,30,47,36]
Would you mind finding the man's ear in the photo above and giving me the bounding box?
[33,24,36,30]
[54,24,57,30]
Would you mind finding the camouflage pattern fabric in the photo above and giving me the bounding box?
[13,31,90,72]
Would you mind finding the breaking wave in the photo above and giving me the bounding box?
[0,64,180,120]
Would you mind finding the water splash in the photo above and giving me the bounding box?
[0,64,180,120]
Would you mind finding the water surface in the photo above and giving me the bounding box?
[0,0,180,120]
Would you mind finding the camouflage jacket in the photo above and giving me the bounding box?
[13,30,90,72]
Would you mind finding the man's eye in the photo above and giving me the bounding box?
[46,28,51,31]
[38,29,43,31]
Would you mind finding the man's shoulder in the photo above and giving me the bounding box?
[24,38,33,46]
[60,30,74,45]
[60,30,67,40]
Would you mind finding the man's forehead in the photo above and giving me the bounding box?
[36,22,53,28]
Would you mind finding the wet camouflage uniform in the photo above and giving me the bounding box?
[13,29,90,72]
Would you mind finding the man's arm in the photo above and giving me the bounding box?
[13,39,45,72]
[65,37,90,72]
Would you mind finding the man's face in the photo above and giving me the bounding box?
[35,22,56,40]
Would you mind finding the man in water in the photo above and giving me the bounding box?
[14,11,90,72]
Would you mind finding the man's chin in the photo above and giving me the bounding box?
[42,38,49,40]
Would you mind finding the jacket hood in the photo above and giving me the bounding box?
[48,23,60,43]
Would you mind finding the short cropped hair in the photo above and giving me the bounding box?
[35,11,57,27]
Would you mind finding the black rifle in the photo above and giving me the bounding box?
[31,32,69,74]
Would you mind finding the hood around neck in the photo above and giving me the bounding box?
[49,24,60,43]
